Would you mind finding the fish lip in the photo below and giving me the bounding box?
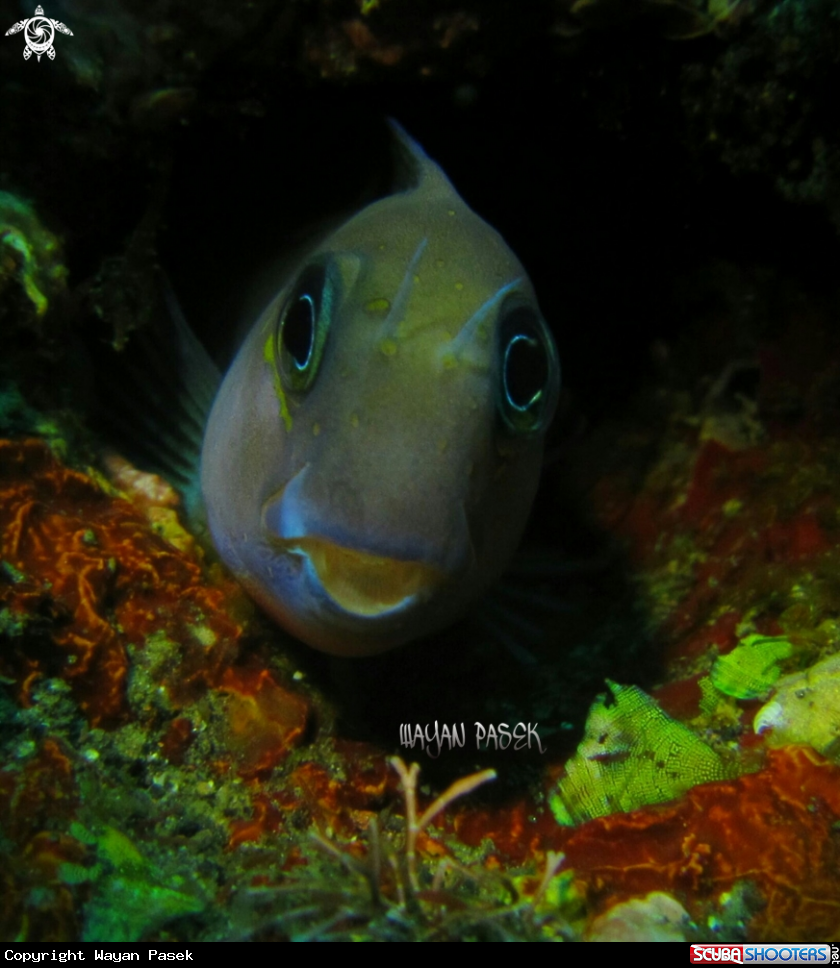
[266,533,447,620]
[263,467,462,574]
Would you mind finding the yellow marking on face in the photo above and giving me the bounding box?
[455,281,464,291]
[366,297,391,314]
[313,422,321,436]
[263,331,293,433]
[350,413,360,428]
[379,338,398,357]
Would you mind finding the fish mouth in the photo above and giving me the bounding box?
[269,535,445,618]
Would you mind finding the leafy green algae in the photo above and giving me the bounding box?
[0,191,67,318]
[710,634,794,700]
[551,681,727,826]
[61,823,206,942]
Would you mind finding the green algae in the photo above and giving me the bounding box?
[0,560,26,584]
[218,760,574,942]
[710,634,795,700]
[62,822,206,942]
[0,192,67,319]
[83,875,205,943]
[0,383,70,458]
[551,681,727,826]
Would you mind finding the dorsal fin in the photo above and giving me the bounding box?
[388,119,459,201]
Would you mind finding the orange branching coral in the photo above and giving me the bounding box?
[1,440,131,723]
[0,438,243,724]
[561,746,840,941]
[283,746,394,841]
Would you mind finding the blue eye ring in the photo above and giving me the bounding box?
[276,262,334,393]
[496,301,560,437]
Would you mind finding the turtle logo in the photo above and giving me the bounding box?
[5,5,73,62]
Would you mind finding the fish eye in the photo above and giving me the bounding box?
[497,302,560,436]
[276,263,332,392]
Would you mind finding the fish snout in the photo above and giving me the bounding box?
[259,467,474,652]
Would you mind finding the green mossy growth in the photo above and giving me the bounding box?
[64,823,206,942]
[710,634,794,700]
[0,191,67,319]
[82,876,205,943]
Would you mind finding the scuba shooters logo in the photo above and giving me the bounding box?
[689,945,835,964]
[5,5,73,62]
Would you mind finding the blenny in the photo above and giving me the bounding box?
[192,123,559,656]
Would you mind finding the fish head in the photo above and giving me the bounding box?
[201,127,560,655]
